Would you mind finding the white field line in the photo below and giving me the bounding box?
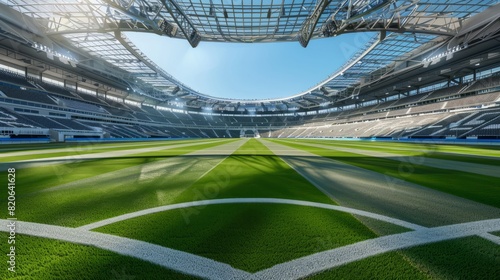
[300,141,500,159]
[78,198,425,231]
[140,138,246,192]
[253,218,500,280]
[259,140,346,208]
[39,139,247,194]
[12,140,217,163]
[1,217,499,280]
[0,219,250,280]
[477,233,500,245]
[260,140,500,227]
[0,140,203,158]
[292,141,500,178]
[183,138,248,186]
[5,138,499,278]
[0,140,222,172]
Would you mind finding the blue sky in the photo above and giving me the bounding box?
[126,32,372,100]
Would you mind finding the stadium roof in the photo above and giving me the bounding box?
[0,0,498,112]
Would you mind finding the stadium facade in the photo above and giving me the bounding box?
[0,0,499,142]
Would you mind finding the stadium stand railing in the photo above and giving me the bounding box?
[0,70,35,88]
[37,81,80,99]
[49,118,91,130]
[78,93,109,106]
[60,98,107,114]
[0,84,57,105]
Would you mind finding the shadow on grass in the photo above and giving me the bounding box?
[95,203,380,273]
[3,149,500,227]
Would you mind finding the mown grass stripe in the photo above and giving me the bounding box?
[93,139,417,273]
[169,138,335,205]
[80,198,423,231]
[0,140,242,226]
[313,140,500,155]
[293,141,499,178]
[272,139,500,209]
[95,204,383,273]
[1,141,232,195]
[0,140,235,174]
[261,139,500,229]
[296,139,500,166]
[0,138,208,156]
[0,139,214,162]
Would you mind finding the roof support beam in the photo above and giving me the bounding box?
[321,1,460,40]
[159,0,201,48]
[101,0,159,30]
[297,0,333,48]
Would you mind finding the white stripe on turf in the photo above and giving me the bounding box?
[183,138,248,185]
[0,140,220,171]
[0,140,202,157]
[253,218,500,280]
[38,139,246,194]
[301,141,500,159]
[1,217,499,280]
[292,141,500,178]
[0,219,250,280]
[260,140,500,227]
[78,198,425,231]
[477,232,500,245]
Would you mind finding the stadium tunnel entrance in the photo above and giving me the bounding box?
[241,129,260,138]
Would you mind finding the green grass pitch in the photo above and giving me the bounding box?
[0,138,499,279]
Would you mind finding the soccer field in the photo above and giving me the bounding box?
[1,138,499,279]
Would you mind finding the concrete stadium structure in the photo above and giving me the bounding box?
[1,2,500,279]
[0,1,499,142]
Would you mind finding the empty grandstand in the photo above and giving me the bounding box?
[0,1,498,142]
[1,1,500,280]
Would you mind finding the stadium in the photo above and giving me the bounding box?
[0,0,499,279]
